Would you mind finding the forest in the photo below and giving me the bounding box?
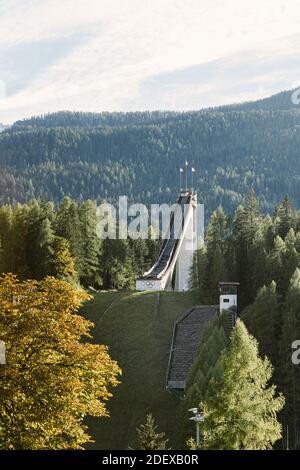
[1,190,300,448]
[0,197,159,289]
[187,191,300,449]
[1,89,300,218]
[1,89,300,449]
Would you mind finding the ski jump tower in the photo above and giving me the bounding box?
[136,191,202,292]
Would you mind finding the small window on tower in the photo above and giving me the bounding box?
[223,298,230,303]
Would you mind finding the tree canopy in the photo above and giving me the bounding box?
[199,320,284,450]
[2,93,300,215]
[0,274,121,449]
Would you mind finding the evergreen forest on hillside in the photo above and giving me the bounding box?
[0,197,159,289]
[188,191,300,449]
[1,90,300,217]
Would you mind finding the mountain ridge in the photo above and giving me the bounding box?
[1,88,300,216]
[9,88,300,129]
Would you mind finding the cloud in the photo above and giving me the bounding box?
[1,0,300,122]
[133,36,300,109]
[0,31,92,96]
[0,80,5,102]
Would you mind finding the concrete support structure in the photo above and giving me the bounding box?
[174,195,198,291]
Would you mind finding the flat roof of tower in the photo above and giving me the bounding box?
[219,282,240,286]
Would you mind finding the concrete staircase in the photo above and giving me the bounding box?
[166,305,218,391]
[220,306,237,337]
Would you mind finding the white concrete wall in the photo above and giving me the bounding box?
[174,198,197,291]
[175,216,194,291]
[220,294,237,312]
[136,279,163,291]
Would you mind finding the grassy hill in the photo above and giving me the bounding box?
[81,290,195,450]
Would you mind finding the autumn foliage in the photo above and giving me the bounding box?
[0,274,121,449]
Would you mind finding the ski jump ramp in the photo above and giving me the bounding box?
[136,191,202,292]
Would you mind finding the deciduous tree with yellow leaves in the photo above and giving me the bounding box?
[0,274,121,450]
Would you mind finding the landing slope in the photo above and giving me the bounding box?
[81,290,195,449]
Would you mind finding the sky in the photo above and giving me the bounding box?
[1,0,300,123]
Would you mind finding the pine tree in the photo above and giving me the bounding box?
[210,245,227,303]
[10,204,30,277]
[285,228,296,251]
[249,232,267,297]
[188,246,208,302]
[240,189,262,246]
[263,214,276,251]
[276,196,295,239]
[136,414,169,450]
[206,207,228,303]
[55,197,84,278]
[78,200,102,287]
[27,203,55,279]
[130,238,149,276]
[279,268,300,448]
[242,281,280,368]
[206,207,227,252]
[283,229,299,294]
[100,238,135,289]
[266,235,286,295]
[52,236,78,284]
[200,320,284,450]
[232,190,262,308]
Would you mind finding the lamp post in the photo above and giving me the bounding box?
[189,408,204,447]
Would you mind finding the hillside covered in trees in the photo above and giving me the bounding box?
[189,191,300,449]
[2,90,300,450]
[1,89,300,215]
[0,197,159,289]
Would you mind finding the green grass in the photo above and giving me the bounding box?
[81,290,195,450]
